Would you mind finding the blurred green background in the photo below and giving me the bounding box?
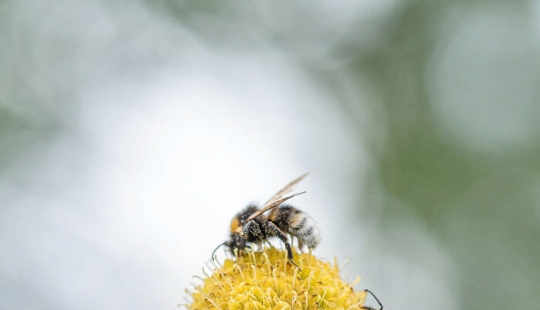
[1,0,539,310]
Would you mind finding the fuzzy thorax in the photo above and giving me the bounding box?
[186,247,367,310]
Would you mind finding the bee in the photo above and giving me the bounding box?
[212,173,320,267]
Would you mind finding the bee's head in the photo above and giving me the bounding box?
[226,232,246,254]
[212,206,258,260]
[211,232,246,260]
[225,213,249,254]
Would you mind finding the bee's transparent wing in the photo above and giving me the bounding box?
[245,192,306,222]
[245,173,308,222]
[263,173,308,208]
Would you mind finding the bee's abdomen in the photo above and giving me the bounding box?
[270,205,320,249]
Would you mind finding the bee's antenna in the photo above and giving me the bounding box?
[364,289,383,310]
[211,242,227,261]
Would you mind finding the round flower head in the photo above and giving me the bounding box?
[185,247,368,310]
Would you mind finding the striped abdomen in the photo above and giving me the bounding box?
[268,205,320,250]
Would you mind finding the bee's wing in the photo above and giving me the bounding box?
[245,173,308,222]
[245,191,306,222]
[263,173,308,208]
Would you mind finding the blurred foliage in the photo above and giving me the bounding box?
[0,106,46,170]
[340,2,540,310]
[0,4,58,172]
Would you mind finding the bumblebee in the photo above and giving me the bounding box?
[213,173,320,266]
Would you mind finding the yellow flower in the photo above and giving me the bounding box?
[185,247,368,310]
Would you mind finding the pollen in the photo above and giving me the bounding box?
[185,247,367,310]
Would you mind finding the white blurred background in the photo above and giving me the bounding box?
[1,1,539,310]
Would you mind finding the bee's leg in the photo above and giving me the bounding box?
[297,238,305,252]
[265,222,300,268]
[362,289,383,310]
